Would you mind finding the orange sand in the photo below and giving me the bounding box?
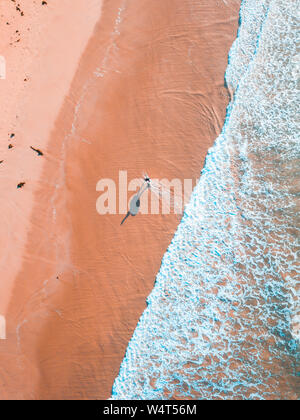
[0,0,240,399]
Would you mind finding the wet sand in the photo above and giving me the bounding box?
[0,0,240,399]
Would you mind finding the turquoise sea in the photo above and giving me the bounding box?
[111,0,300,400]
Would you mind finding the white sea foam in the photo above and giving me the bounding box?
[111,0,300,400]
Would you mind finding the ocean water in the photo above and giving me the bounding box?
[111,0,300,400]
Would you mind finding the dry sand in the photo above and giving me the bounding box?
[0,0,240,399]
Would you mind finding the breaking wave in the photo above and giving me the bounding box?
[111,0,300,400]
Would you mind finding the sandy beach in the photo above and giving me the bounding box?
[0,0,240,399]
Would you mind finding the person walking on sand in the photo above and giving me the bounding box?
[120,180,150,225]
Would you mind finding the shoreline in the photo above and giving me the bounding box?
[1,0,240,399]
